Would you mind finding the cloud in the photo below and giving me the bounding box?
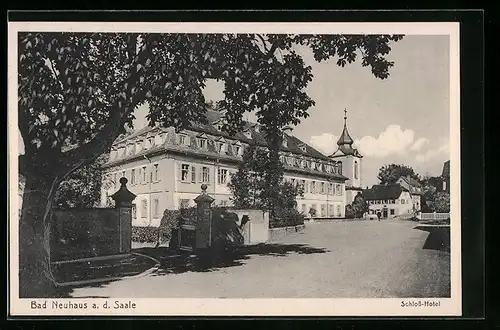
[415,140,449,162]
[309,133,338,155]
[410,137,430,152]
[354,125,415,157]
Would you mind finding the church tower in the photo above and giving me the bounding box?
[329,109,363,205]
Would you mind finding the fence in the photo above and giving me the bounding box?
[419,212,450,221]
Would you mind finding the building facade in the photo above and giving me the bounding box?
[396,176,422,212]
[101,109,349,226]
[363,184,414,219]
[329,109,363,205]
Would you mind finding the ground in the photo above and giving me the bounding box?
[68,219,450,298]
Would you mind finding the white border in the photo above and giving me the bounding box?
[8,21,461,317]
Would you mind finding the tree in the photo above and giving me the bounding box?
[377,164,420,185]
[18,32,403,297]
[421,184,437,212]
[228,144,303,210]
[351,193,369,218]
[432,192,450,213]
[53,154,109,209]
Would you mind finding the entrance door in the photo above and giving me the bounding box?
[382,207,388,218]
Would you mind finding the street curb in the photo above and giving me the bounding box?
[54,253,160,288]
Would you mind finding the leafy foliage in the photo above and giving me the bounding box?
[228,144,303,211]
[345,192,369,219]
[54,154,109,209]
[377,164,420,185]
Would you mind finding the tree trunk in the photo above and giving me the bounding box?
[19,171,59,298]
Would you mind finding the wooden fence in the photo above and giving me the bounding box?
[419,212,450,221]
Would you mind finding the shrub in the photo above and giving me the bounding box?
[270,208,305,228]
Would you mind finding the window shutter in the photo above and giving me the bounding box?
[177,162,182,181]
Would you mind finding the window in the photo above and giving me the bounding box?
[181,164,190,181]
[180,199,190,209]
[218,168,228,185]
[141,200,147,218]
[202,166,210,183]
[311,181,316,194]
[153,164,159,181]
[191,166,196,183]
[328,183,333,194]
[153,198,159,218]
[336,184,341,195]
[321,204,326,217]
[142,166,147,183]
[328,204,334,216]
[390,209,395,215]
[300,180,306,192]
[217,142,226,154]
[300,145,306,152]
[354,161,359,180]
[337,205,341,217]
[320,182,325,194]
[442,181,447,191]
[401,199,405,204]
[301,204,307,213]
[291,178,296,186]
[179,134,188,146]
[198,138,207,150]
[121,171,126,181]
[310,161,316,169]
[131,169,136,184]
[148,137,154,148]
[282,138,288,147]
[220,200,228,207]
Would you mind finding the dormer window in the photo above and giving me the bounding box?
[198,137,207,150]
[286,157,294,166]
[301,159,306,168]
[217,142,227,154]
[300,145,307,153]
[279,155,285,163]
[179,134,190,146]
[310,161,315,170]
[148,137,154,148]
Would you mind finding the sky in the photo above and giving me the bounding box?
[18,35,450,187]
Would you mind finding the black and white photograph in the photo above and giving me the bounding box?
[8,21,461,316]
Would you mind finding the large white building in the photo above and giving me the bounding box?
[101,108,362,226]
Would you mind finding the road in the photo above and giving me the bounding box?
[70,219,450,298]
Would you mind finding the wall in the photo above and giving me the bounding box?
[51,208,121,262]
[225,209,270,244]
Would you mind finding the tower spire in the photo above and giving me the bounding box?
[344,108,347,126]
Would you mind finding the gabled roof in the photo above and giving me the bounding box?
[362,184,408,201]
[442,160,450,177]
[398,175,422,187]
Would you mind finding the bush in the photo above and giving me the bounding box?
[270,208,305,228]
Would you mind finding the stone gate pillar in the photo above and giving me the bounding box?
[111,177,136,254]
[194,184,214,249]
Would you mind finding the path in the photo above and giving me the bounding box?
[69,219,450,298]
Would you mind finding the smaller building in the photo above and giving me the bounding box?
[396,175,422,212]
[441,160,450,193]
[362,184,414,219]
